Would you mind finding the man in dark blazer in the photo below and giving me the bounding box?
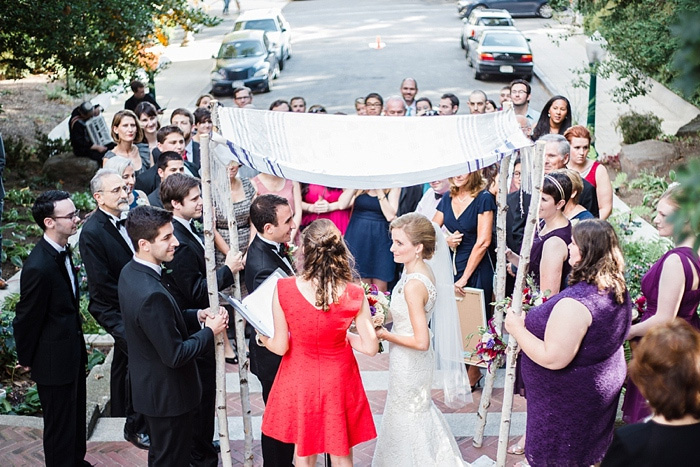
[119,205,228,466]
[79,169,149,449]
[135,126,198,194]
[160,173,243,466]
[246,194,296,467]
[13,190,89,466]
[146,152,186,208]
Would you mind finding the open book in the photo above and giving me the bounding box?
[219,268,288,338]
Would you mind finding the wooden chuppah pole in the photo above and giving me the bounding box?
[200,133,234,467]
[496,142,546,466]
[210,103,254,466]
[473,154,511,448]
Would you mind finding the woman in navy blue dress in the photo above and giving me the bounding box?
[344,188,400,292]
[433,171,496,387]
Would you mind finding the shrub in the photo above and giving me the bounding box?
[615,111,663,144]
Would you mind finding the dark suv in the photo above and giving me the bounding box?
[210,30,279,96]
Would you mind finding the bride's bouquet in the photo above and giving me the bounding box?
[362,282,391,353]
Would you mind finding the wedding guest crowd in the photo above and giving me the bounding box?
[18,75,692,467]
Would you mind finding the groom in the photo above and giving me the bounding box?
[246,194,296,467]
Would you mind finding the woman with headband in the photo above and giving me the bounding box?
[507,171,573,296]
[505,171,574,458]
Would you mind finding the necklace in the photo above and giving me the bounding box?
[455,192,470,203]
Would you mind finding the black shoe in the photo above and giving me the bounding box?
[212,439,221,453]
[124,430,151,450]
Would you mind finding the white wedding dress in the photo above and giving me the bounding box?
[372,273,466,467]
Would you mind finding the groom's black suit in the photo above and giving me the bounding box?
[245,234,294,467]
[119,259,214,466]
[163,219,234,466]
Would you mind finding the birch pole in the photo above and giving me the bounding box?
[211,102,254,466]
[473,154,511,448]
[225,186,255,467]
[200,133,233,467]
[496,141,546,466]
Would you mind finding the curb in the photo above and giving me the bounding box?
[533,63,558,97]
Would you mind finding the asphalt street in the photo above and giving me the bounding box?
[200,0,550,113]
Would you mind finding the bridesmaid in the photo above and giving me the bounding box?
[103,110,151,176]
[622,184,700,423]
[251,173,302,242]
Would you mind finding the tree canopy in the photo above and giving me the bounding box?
[0,0,220,90]
[577,0,700,105]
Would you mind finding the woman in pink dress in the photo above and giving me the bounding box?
[260,219,378,467]
[300,184,354,234]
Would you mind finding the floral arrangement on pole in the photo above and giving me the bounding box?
[473,277,550,372]
[362,282,391,353]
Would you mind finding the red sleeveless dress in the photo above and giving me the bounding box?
[261,278,376,456]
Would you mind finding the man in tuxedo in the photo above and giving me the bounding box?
[147,152,186,208]
[79,169,150,449]
[135,126,198,194]
[13,190,89,466]
[160,173,244,466]
[246,194,296,467]
[170,108,196,165]
[120,205,228,466]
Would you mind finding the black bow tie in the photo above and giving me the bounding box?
[115,218,126,229]
[276,243,286,256]
[57,246,71,261]
[434,192,443,200]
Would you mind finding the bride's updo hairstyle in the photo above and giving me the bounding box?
[301,219,354,311]
[390,213,436,260]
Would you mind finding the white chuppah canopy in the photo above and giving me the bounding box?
[214,107,532,188]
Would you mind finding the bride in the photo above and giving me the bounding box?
[373,213,471,466]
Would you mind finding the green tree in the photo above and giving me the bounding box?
[576,0,700,105]
[0,0,220,91]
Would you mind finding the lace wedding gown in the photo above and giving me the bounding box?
[372,273,466,466]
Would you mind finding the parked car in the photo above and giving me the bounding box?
[467,29,533,81]
[457,0,553,19]
[233,9,292,70]
[210,30,279,96]
[460,9,515,52]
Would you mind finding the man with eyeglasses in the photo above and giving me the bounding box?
[14,190,90,466]
[364,92,384,116]
[509,79,540,126]
[79,169,151,450]
[233,86,254,108]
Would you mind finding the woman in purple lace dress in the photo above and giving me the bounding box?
[505,219,632,466]
[622,185,700,424]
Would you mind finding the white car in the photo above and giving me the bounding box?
[460,9,515,53]
[233,9,292,70]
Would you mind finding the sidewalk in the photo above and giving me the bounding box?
[527,20,700,157]
[1,349,524,465]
